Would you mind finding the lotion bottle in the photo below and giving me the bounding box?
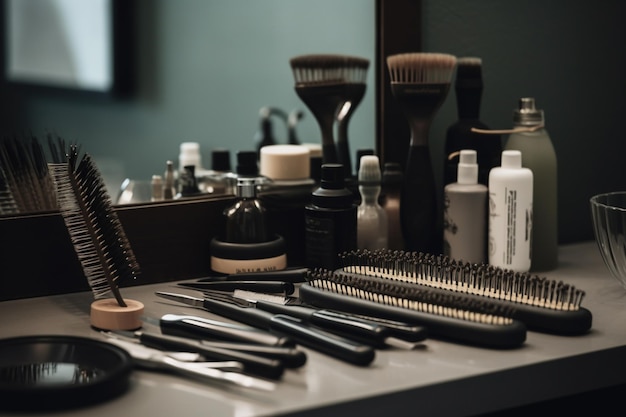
[504,97,557,271]
[443,150,488,264]
[488,150,533,272]
[357,155,388,250]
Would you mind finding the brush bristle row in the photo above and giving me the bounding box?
[386,52,457,84]
[338,249,585,311]
[50,143,140,306]
[305,268,515,325]
[290,54,370,84]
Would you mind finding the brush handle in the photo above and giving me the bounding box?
[336,120,352,177]
[197,267,308,283]
[197,341,307,368]
[299,284,527,349]
[401,145,439,253]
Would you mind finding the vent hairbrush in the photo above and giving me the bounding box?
[300,269,527,349]
[334,249,592,335]
[48,139,144,331]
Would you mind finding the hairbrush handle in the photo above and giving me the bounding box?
[197,267,308,283]
[269,315,375,366]
[178,281,295,295]
[299,284,526,349]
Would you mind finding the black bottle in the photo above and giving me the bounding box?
[444,57,501,186]
[304,163,357,270]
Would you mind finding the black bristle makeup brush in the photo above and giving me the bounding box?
[48,139,144,331]
[335,56,369,178]
[386,52,457,254]
[290,54,362,166]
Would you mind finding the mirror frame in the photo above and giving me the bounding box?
[375,0,422,170]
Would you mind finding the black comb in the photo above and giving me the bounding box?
[301,269,527,349]
[336,249,592,335]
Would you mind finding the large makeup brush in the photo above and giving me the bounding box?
[335,57,369,177]
[386,52,457,254]
[48,139,144,331]
[290,54,367,167]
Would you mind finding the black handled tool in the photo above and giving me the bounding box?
[153,314,295,347]
[196,267,308,283]
[129,330,285,380]
[178,281,295,295]
[144,316,306,368]
[155,291,375,366]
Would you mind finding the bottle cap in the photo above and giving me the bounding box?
[320,163,346,190]
[513,97,545,126]
[259,144,310,180]
[211,149,231,171]
[358,155,381,185]
[457,150,478,185]
[236,150,259,176]
[501,150,523,169]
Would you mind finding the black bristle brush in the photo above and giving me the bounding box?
[386,52,457,254]
[48,138,144,330]
[0,135,58,213]
[300,268,527,349]
[335,249,592,335]
[290,54,368,167]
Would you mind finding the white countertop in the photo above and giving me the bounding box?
[1,241,625,416]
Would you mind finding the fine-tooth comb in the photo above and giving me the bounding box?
[300,268,527,349]
[48,138,141,313]
[333,249,593,335]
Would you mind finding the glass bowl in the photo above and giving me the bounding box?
[590,191,626,290]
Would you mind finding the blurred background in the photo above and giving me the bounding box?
[1,0,624,244]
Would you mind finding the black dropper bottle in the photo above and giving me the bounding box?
[444,57,501,186]
[304,163,357,270]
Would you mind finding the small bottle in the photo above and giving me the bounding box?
[198,148,234,195]
[444,57,501,187]
[179,142,205,175]
[175,165,201,199]
[223,177,269,244]
[305,163,357,270]
[443,150,488,264]
[488,150,533,272]
[163,160,176,200]
[150,174,164,202]
[357,155,388,250]
[381,162,404,250]
[504,97,558,271]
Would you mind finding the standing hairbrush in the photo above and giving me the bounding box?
[335,56,369,177]
[300,268,526,349]
[386,53,457,253]
[48,139,143,331]
[336,249,593,335]
[290,54,367,167]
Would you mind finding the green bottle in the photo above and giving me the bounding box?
[504,98,558,271]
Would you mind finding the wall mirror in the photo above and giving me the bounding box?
[1,0,133,97]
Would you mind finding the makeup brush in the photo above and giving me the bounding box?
[290,54,365,166]
[48,139,144,331]
[335,56,369,177]
[386,52,457,254]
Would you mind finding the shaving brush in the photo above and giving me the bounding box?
[386,52,457,254]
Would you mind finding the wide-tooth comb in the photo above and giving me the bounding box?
[48,142,140,307]
[300,269,527,349]
[337,249,592,335]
